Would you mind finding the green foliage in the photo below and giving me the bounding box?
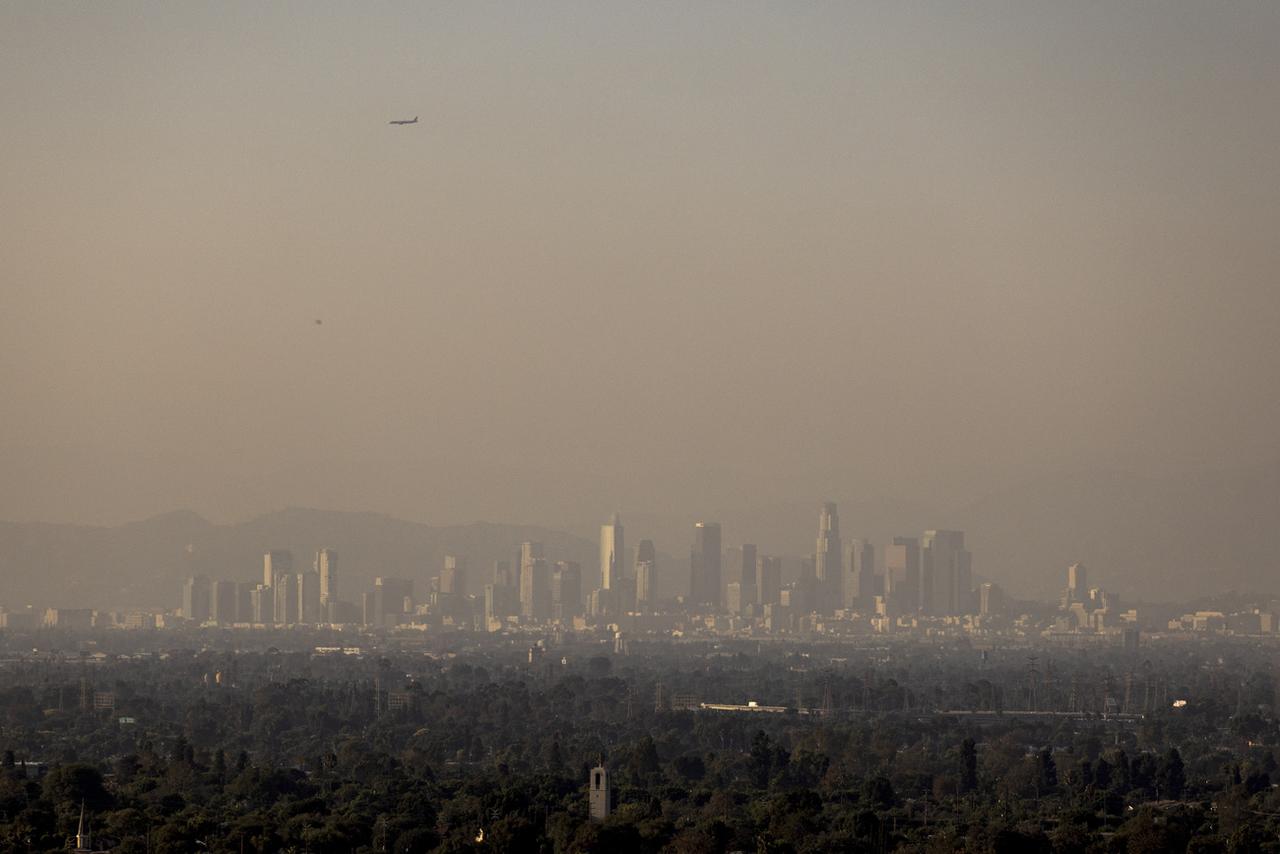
[42,763,112,812]
[0,643,1277,852]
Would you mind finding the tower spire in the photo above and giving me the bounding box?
[75,801,91,852]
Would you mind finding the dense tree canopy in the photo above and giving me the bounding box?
[0,633,1276,851]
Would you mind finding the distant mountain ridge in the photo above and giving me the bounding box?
[0,507,598,610]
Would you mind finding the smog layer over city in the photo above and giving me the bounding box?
[3,4,1280,853]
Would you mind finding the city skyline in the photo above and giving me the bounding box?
[0,500,1206,633]
[2,486,1278,611]
[9,514,1274,649]
[5,4,1279,851]
[54,502,1019,624]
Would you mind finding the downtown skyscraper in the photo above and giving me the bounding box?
[756,555,782,607]
[182,575,211,623]
[884,536,921,612]
[315,548,338,614]
[1066,562,1088,605]
[263,550,292,590]
[552,560,582,619]
[600,513,624,591]
[922,530,972,616]
[634,539,656,610]
[845,539,875,610]
[815,502,843,609]
[440,555,467,596]
[298,569,321,623]
[689,522,722,607]
[737,543,757,610]
[520,541,551,620]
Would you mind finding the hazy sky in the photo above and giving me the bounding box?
[4,2,1280,530]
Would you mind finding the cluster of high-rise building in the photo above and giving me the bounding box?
[1054,562,1127,632]
[479,516,664,631]
[482,540,601,631]
[484,504,989,631]
[698,504,984,623]
[180,548,482,629]
[168,504,997,631]
[16,505,1273,639]
[180,548,346,626]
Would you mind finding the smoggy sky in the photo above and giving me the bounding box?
[4,2,1280,529]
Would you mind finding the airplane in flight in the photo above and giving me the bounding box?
[389,116,419,125]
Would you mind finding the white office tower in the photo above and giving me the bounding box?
[1066,562,1087,605]
[600,513,624,591]
[264,550,293,589]
[315,549,338,610]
